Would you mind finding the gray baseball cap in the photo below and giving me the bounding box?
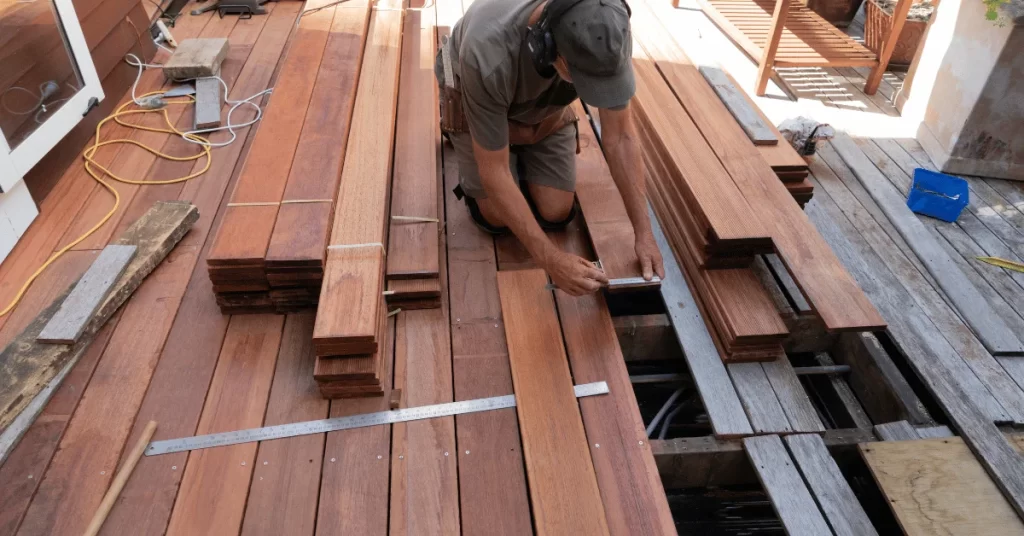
[552,0,634,109]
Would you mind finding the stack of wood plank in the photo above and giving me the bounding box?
[384,8,442,309]
[312,0,405,398]
[206,1,372,313]
[630,0,884,362]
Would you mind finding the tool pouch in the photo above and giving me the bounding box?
[439,37,468,135]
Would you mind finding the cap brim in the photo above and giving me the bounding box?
[569,62,635,110]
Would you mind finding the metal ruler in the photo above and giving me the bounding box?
[146,381,609,456]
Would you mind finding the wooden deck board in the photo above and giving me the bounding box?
[497,269,610,536]
[386,9,440,281]
[861,438,1024,536]
[552,226,676,535]
[164,315,284,536]
[240,314,327,536]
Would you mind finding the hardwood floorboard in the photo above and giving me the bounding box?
[315,318,395,536]
[164,314,284,536]
[14,244,199,536]
[439,63,533,533]
[552,225,676,535]
[498,269,610,535]
[241,313,328,536]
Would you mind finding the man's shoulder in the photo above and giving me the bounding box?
[455,0,531,79]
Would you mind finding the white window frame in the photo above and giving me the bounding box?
[0,0,104,192]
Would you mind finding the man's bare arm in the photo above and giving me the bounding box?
[472,139,607,295]
[599,103,665,280]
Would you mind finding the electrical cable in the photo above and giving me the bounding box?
[645,388,684,437]
[1,51,273,317]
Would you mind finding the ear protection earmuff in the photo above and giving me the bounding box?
[526,0,632,78]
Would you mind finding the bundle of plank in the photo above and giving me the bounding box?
[206,0,372,313]
[311,0,406,398]
[383,7,442,310]
[630,0,884,362]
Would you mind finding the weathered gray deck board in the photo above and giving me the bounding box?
[809,157,1017,422]
[761,358,825,433]
[915,425,954,438]
[831,134,1024,356]
[37,245,137,344]
[729,363,793,435]
[785,434,878,536]
[649,205,753,438]
[805,178,1012,422]
[699,66,777,145]
[874,421,919,441]
[744,435,833,535]
[805,180,1024,521]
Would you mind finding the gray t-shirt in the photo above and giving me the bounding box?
[448,0,579,151]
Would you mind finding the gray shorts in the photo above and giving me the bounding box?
[449,123,578,199]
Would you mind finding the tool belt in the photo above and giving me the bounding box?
[439,37,580,151]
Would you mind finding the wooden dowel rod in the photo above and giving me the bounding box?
[83,420,158,536]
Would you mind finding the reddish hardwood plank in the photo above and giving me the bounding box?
[97,248,229,536]
[266,3,372,267]
[440,79,533,533]
[572,102,653,287]
[314,246,385,353]
[164,314,284,536]
[386,9,440,280]
[14,244,199,536]
[635,0,884,332]
[241,313,328,536]
[207,5,337,266]
[316,317,396,536]
[0,317,116,536]
[497,269,610,535]
[315,6,404,352]
[389,306,460,535]
[552,227,677,536]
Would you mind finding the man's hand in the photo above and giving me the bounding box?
[635,230,665,281]
[546,252,609,296]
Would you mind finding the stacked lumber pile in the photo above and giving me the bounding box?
[630,0,884,362]
[384,8,442,309]
[312,0,406,398]
[206,2,371,313]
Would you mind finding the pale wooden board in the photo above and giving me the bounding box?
[916,425,954,438]
[831,134,1024,356]
[162,37,230,79]
[193,77,222,130]
[743,435,832,535]
[649,205,753,438]
[861,437,1024,536]
[874,421,919,441]
[37,245,137,344]
[761,357,825,433]
[698,66,777,145]
[785,434,878,536]
[728,362,792,434]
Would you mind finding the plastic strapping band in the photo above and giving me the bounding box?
[391,215,439,224]
[227,201,279,207]
[281,199,333,204]
[327,242,385,251]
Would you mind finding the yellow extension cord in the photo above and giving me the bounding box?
[0,91,212,318]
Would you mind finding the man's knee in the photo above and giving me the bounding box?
[528,184,575,223]
[475,197,507,227]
